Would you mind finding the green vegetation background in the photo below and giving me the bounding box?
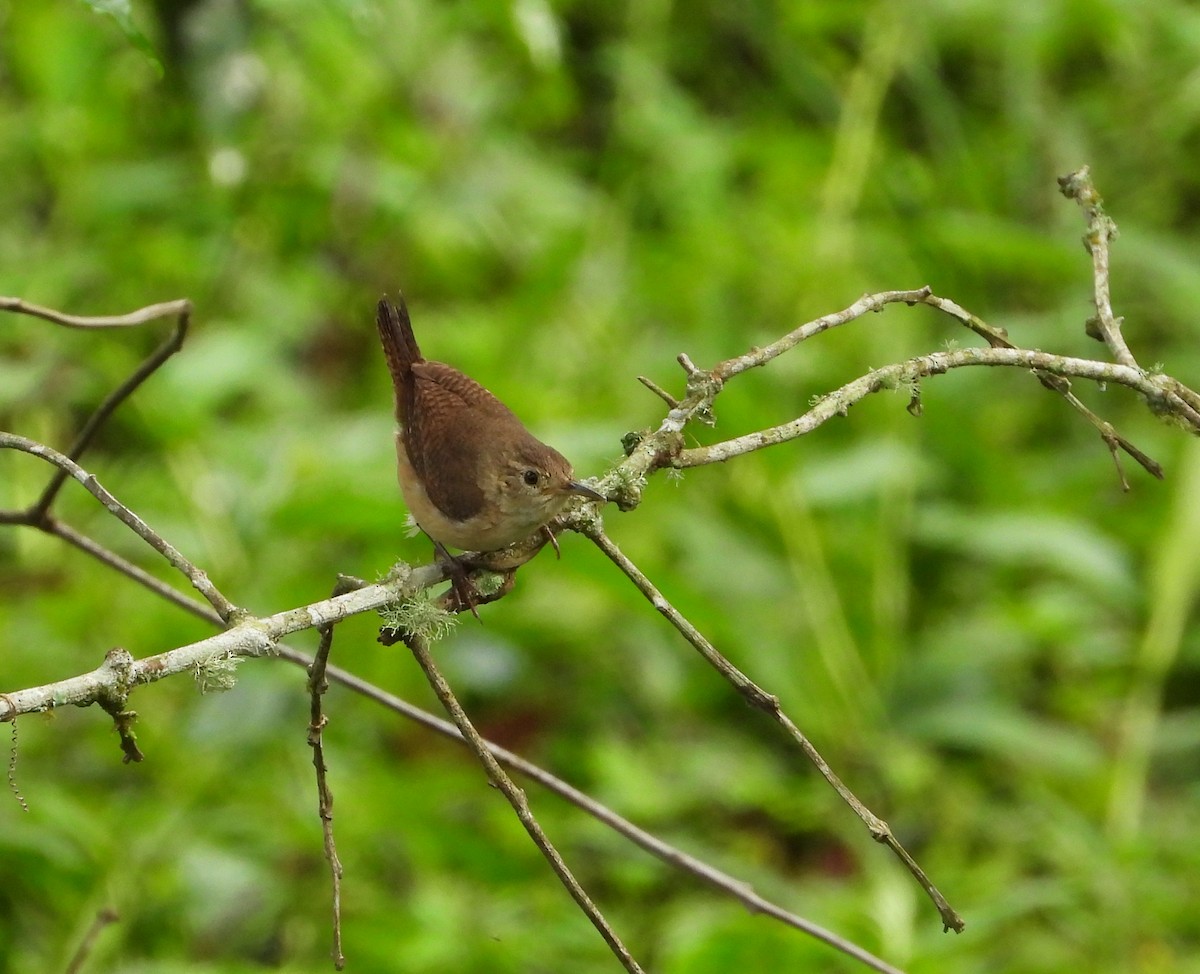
[2,1,1199,971]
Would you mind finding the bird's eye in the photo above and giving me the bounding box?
[522,469,540,487]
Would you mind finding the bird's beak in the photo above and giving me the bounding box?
[566,480,606,503]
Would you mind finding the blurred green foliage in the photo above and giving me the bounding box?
[2,0,1200,971]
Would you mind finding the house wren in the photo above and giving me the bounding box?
[376,295,604,567]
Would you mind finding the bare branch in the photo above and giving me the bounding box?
[602,284,1198,516]
[0,295,192,329]
[308,580,352,970]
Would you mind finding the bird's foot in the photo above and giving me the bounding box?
[433,542,483,621]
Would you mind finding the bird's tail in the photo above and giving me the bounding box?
[376,295,422,423]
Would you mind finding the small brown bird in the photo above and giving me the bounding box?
[376,295,604,574]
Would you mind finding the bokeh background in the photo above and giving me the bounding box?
[2,1,1200,971]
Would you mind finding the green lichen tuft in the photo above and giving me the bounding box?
[380,596,459,644]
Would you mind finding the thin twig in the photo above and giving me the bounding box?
[308,582,350,970]
[581,523,965,934]
[63,907,120,974]
[637,374,680,407]
[0,295,191,329]
[1057,166,1138,368]
[401,629,647,974]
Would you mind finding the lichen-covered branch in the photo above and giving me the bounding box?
[673,346,1199,469]
[1057,166,1137,368]
[0,574,432,723]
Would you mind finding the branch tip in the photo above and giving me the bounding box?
[637,374,680,408]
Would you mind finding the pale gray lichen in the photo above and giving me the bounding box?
[194,654,241,693]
